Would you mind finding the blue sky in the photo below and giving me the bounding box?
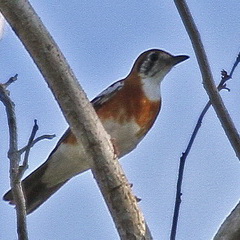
[1,1,240,239]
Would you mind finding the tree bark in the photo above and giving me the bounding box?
[0,0,152,239]
[214,202,240,240]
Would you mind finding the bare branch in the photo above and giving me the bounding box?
[3,74,18,88]
[0,77,28,240]
[214,201,240,240]
[0,0,152,238]
[173,0,240,238]
[18,120,38,179]
[18,134,56,155]
[174,0,240,160]
[1,77,55,239]
[229,53,240,78]
[170,52,240,240]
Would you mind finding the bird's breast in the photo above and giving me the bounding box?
[101,118,142,157]
[98,93,161,157]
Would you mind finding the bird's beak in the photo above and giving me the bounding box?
[172,55,189,66]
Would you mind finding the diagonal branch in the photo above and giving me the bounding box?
[0,0,152,239]
[18,120,55,179]
[18,133,56,155]
[174,0,240,160]
[18,120,39,179]
[170,53,240,240]
[173,1,240,239]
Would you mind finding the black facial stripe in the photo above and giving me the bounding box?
[149,52,159,62]
[143,59,155,75]
[150,69,158,77]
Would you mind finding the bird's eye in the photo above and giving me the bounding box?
[149,53,158,62]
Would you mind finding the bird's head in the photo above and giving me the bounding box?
[131,49,189,82]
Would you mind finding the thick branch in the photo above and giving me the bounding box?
[0,0,152,239]
[174,0,240,160]
[214,201,240,240]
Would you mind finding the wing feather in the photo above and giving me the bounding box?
[91,80,124,110]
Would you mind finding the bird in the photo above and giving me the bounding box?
[3,49,189,214]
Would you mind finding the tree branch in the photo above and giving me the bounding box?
[0,77,28,240]
[17,120,39,179]
[170,53,240,240]
[214,201,240,240]
[174,0,240,160]
[173,1,240,239]
[18,119,55,179]
[0,0,152,239]
[18,133,56,155]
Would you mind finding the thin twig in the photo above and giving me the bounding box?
[18,120,38,179]
[18,133,56,155]
[229,52,240,78]
[170,51,240,239]
[18,120,55,178]
[3,74,18,88]
[170,101,211,240]
[0,76,28,240]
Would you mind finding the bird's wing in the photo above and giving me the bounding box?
[91,79,124,111]
[3,80,125,214]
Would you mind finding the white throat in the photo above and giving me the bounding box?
[141,77,162,101]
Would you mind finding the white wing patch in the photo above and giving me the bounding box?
[91,80,124,108]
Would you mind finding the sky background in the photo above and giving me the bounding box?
[1,1,240,240]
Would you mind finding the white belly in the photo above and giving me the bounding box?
[42,143,90,187]
[42,118,141,187]
[102,118,142,157]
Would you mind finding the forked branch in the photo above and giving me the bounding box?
[0,76,28,240]
[170,53,240,240]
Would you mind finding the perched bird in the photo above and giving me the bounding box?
[3,49,189,214]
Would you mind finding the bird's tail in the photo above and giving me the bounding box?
[3,163,68,214]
